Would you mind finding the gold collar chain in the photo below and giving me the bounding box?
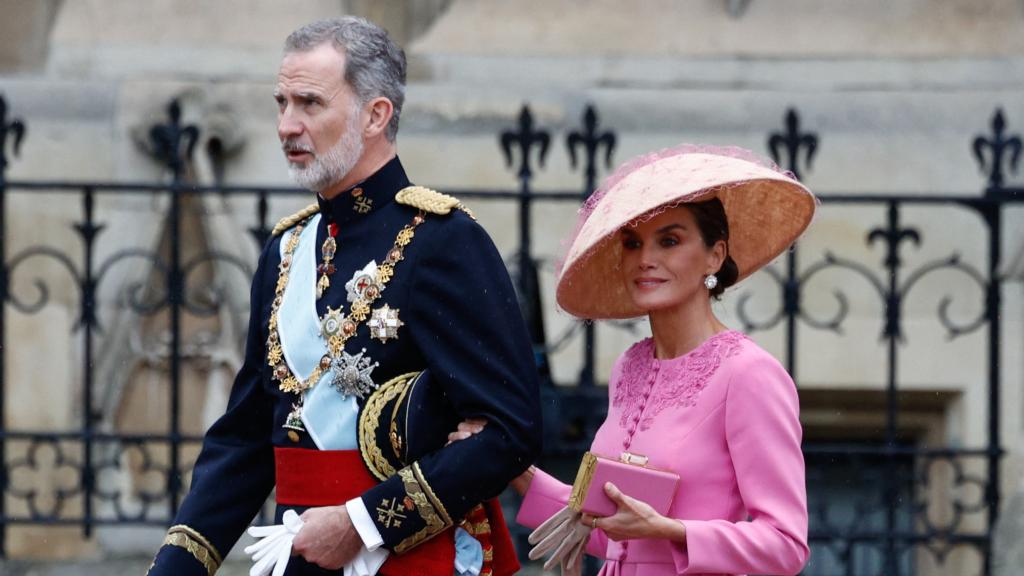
[266,211,426,395]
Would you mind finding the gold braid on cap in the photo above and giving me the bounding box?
[359,371,421,481]
[396,186,475,220]
[271,203,320,237]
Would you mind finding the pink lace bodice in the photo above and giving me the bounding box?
[519,329,809,576]
[613,330,747,435]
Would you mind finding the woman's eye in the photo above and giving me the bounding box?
[622,238,641,250]
[659,236,679,247]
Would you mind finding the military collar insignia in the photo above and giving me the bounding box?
[352,186,374,214]
[330,348,380,400]
[346,260,383,303]
[316,157,409,225]
[368,304,404,343]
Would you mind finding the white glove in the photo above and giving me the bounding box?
[245,509,304,576]
[527,506,593,575]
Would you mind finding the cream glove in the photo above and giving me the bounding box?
[528,506,593,575]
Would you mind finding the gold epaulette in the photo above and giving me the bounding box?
[271,203,320,237]
[396,186,475,220]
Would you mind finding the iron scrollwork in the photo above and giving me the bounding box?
[0,95,1014,576]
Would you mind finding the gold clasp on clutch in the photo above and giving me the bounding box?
[619,452,649,467]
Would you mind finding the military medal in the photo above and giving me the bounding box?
[330,348,379,399]
[266,210,427,433]
[346,261,382,303]
[368,304,403,343]
[320,306,345,338]
[283,403,305,440]
[316,223,339,300]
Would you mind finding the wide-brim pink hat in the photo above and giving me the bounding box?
[556,145,817,320]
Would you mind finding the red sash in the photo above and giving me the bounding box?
[274,448,519,576]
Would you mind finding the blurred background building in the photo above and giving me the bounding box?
[0,1,1022,574]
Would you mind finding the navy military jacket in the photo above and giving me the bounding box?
[149,157,542,575]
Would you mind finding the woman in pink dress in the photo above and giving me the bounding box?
[512,145,817,576]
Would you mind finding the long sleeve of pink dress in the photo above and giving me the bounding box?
[517,331,808,576]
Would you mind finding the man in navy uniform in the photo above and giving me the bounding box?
[148,16,541,576]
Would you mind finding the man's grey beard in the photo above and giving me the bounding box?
[287,122,364,193]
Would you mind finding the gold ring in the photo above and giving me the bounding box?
[591,517,599,529]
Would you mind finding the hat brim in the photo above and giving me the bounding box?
[555,153,816,320]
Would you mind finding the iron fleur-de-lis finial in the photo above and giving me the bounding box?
[973,108,1022,192]
[500,105,550,182]
[148,99,200,180]
[0,94,27,174]
[566,104,616,196]
[768,108,818,180]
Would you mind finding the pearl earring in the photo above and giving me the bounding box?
[704,274,718,290]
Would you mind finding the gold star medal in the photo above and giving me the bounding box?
[320,306,345,338]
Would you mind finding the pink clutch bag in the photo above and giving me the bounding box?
[567,451,679,517]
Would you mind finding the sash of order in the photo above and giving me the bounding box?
[275,216,482,576]
[277,214,359,450]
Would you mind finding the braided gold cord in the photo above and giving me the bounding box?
[396,186,461,215]
[271,203,320,237]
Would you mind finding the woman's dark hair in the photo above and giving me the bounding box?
[683,197,739,299]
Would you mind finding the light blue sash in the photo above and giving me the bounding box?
[277,215,358,450]
[276,218,483,576]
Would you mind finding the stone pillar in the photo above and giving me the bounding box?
[0,0,62,72]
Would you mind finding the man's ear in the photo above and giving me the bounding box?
[363,97,394,138]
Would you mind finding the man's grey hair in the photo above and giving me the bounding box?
[285,17,406,141]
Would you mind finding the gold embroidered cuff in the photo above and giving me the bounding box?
[412,462,451,526]
[394,463,454,553]
[161,525,222,575]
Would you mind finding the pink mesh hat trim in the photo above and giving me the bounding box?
[556,144,817,320]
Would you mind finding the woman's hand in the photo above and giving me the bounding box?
[580,482,686,544]
[446,419,537,498]
[446,418,487,445]
[510,465,536,496]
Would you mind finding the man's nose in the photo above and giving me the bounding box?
[277,107,303,141]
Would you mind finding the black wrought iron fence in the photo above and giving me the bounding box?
[0,92,1020,576]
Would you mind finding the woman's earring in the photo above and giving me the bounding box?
[704,274,718,290]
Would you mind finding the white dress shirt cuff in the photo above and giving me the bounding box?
[346,498,385,551]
